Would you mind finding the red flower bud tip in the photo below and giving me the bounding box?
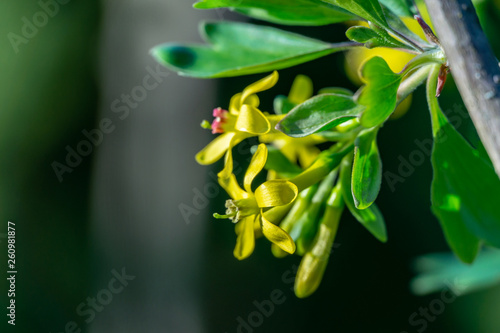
[211,107,229,134]
[415,15,441,46]
[436,65,450,97]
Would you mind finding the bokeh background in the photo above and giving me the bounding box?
[1,1,500,332]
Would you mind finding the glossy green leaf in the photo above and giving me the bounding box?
[379,0,413,17]
[340,153,387,242]
[367,22,413,49]
[429,122,500,259]
[358,57,403,128]
[276,94,365,138]
[352,127,382,209]
[427,66,500,262]
[346,25,410,49]
[346,26,380,43]
[152,21,355,78]
[323,0,389,28]
[194,0,356,26]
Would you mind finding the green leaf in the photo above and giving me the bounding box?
[367,22,413,49]
[323,0,389,28]
[194,0,356,26]
[411,249,500,296]
[352,127,382,209]
[346,25,411,49]
[378,0,413,17]
[427,66,500,262]
[358,57,403,128]
[340,153,387,242]
[277,94,365,138]
[346,26,380,43]
[152,21,355,78]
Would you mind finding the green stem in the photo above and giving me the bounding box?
[271,185,318,258]
[289,170,338,255]
[278,185,318,233]
[311,169,338,204]
[397,65,433,105]
[264,143,353,223]
[426,64,446,136]
[291,142,354,192]
[399,49,446,76]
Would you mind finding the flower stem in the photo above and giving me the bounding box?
[397,65,433,106]
[291,142,354,193]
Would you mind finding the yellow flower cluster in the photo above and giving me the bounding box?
[194,68,365,298]
[197,71,329,260]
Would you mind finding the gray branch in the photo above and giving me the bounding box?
[424,0,500,177]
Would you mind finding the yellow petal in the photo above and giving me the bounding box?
[244,144,268,193]
[346,48,415,85]
[288,75,313,104]
[297,145,321,169]
[266,170,278,181]
[219,174,248,200]
[230,93,260,115]
[235,215,263,238]
[241,71,279,105]
[229,93,242,115]
[235,104,271,135]
[253,217,263,238]
[254,180,298,208]
[233,216,255,260]
[217,133,248,179]
[280,143,298,163]
[258,132,278,144]
[195,132,235,165]
[218,147,234,180]
[260,213,295,254]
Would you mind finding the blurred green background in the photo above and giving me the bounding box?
[1,1,499,332]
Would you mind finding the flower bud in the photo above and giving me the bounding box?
[294,184,344,298]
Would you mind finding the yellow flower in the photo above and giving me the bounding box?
[196,71,279,179]
[260,75,326,169]
[216,144,298,260]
